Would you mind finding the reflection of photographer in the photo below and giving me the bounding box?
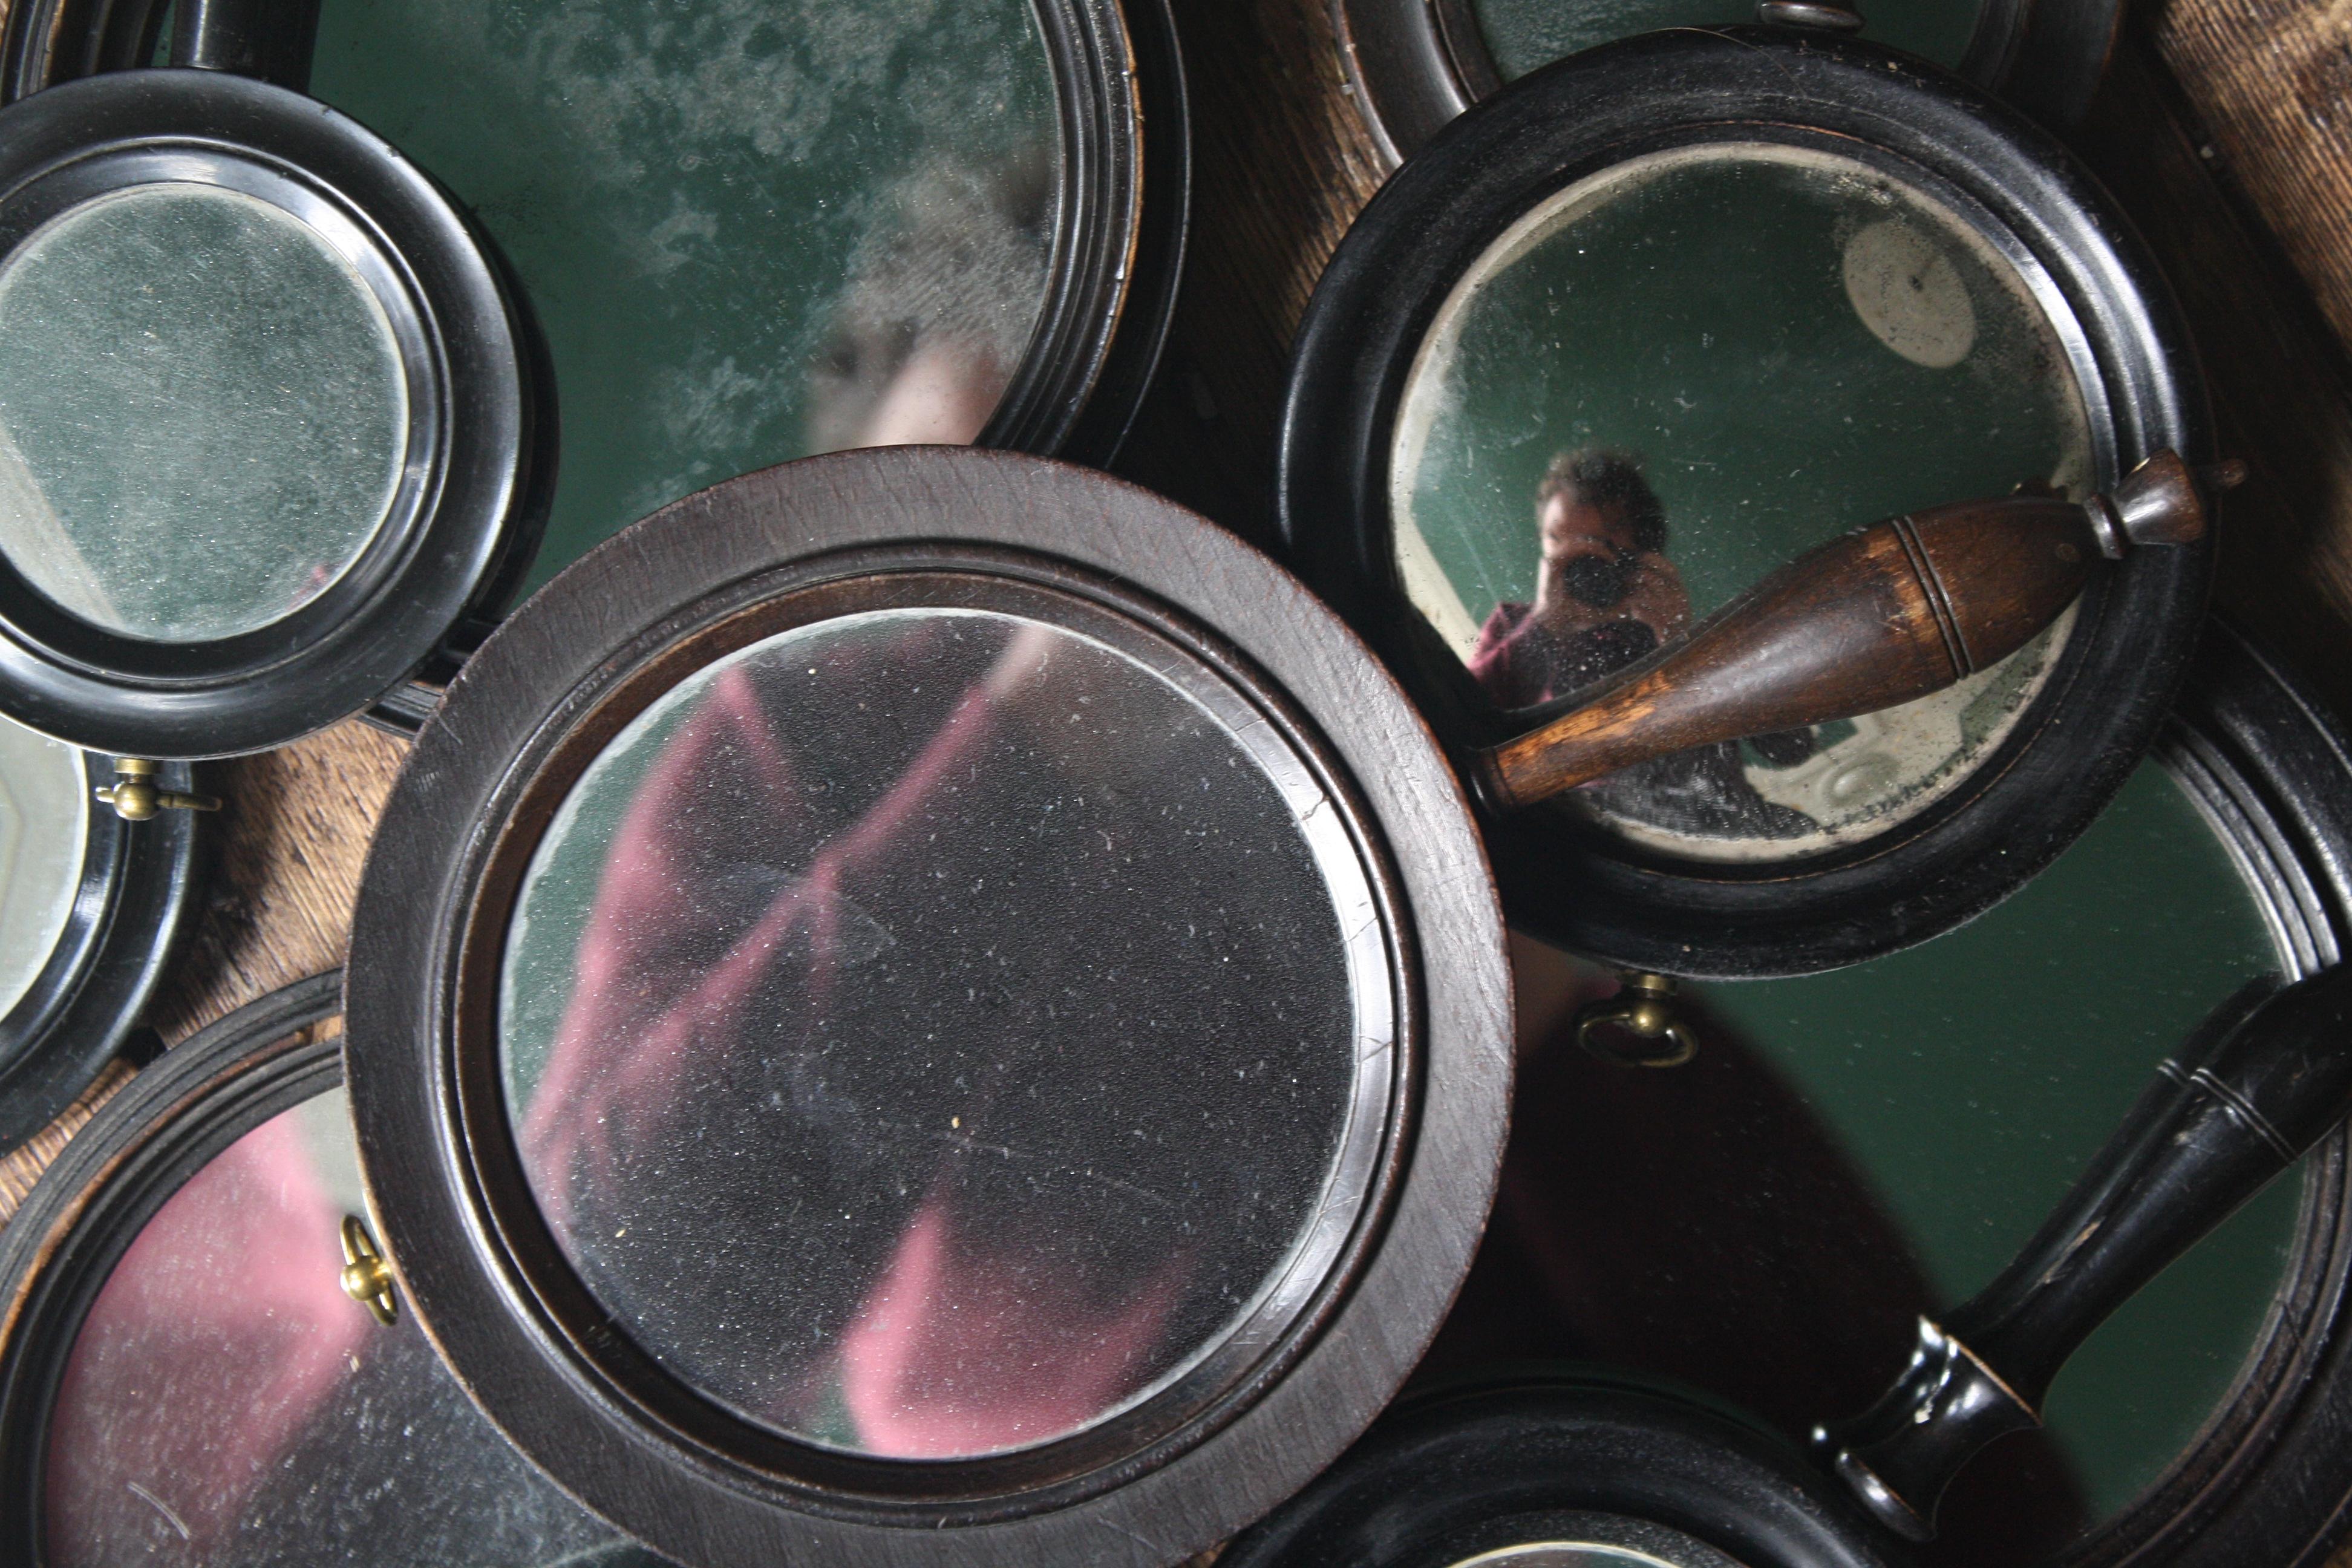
[1469,450,1688,708]
[1471,449,1818,841]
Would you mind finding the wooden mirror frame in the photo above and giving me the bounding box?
[0,753,203,1151]
[342,446,1512,1568]
[1330,0,2126,168]
[1281,25,2211,979]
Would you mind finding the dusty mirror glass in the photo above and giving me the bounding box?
[0,716,85,1018]
[0,183,408,644]
[500,607,1391,1458]
[42,1083,661,1566]
[309,0,1065,593]
[1393,143,2094,862]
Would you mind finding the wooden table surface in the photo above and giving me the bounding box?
[7,0,2351,1413]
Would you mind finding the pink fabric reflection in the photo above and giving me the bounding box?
[45,1106,364,1564]
[520,626,1184,1456]
[837,1198,1184,1457]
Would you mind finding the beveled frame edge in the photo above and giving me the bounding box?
[0,971,345,1562]
[1327,0,2127,172]
[2050,621,2352,1568]
[0,68,537,759]
[1279,25,2210,979]
[0,754,205,1152]
[1217,1373,1897,1568]
[972,0,1140,458]
[1051,0,1188,468]
[440,558,1419,1514]
[344,446,1513,1568]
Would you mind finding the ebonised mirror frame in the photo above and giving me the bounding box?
[1332,0,2126,167]
[1282,24,2211,979]
[0,749,202,1151]
[342,447,1513,1568]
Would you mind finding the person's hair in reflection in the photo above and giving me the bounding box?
[1469,449,1690,708]
[805,155,1053,451]
[1471,449,1820,840]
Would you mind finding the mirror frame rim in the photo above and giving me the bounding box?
[1279,25,2211,979]
[342,445,1512,1568]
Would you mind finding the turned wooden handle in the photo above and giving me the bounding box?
[1813,962,2352,1541]
[1468,451,2234,814]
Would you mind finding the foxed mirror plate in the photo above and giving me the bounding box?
[1393,142,2094,863]
[308,0,1068,593]
[0,714,85,1020]
[500,605,1391,1457]
[0,182,408,644]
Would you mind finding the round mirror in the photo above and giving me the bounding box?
[0,976,675,1564]
[0,716,201,1149]
[0,0,1183,759]
[499,606,1391,1460]
[0,181,407,644]
[1282,27,2210,978]
[344,448,1508,1567]
[1392,142,2092,862]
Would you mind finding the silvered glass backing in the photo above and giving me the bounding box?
[500,607,1387,1458]
[0,184,407,643]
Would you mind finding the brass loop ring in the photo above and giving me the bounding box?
[1572,973,1699,1068]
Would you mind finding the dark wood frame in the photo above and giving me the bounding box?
[1328,0,2127,168]
[0,971,345,1560]
[0,0,1186,754]
[342,446,1512,1567]
[0,753,204,1151]
[0,67,543,759]
[440,560,1414,1510]
[1281,25,2212,979]
[1217,1371,1897,1568]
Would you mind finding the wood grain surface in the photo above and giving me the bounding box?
[0,1,2349,1541]
[2079,9,2352,725]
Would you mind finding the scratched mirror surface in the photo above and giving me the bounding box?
[1466,0,1982,80]
[0,716,84,1018]
[309,0,1062,596]
[1393,143,2094,863]
[0,184,408,643]
[500,607,1390,1458]
[1490,760,2298,1549]
[40,1084,664,1567]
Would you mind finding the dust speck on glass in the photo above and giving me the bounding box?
[0,184,408,644]
[499,609,1387,1459]
[0,715,86,1018]
[308,0,1065,595]
[41,1083,663,1567]
[1467,0,1983,81]
[1392,144,2094,862]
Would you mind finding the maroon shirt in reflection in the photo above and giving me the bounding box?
[1468,602,1661,708]
[519,646,1184,1459]
[45,1113,364,1562]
